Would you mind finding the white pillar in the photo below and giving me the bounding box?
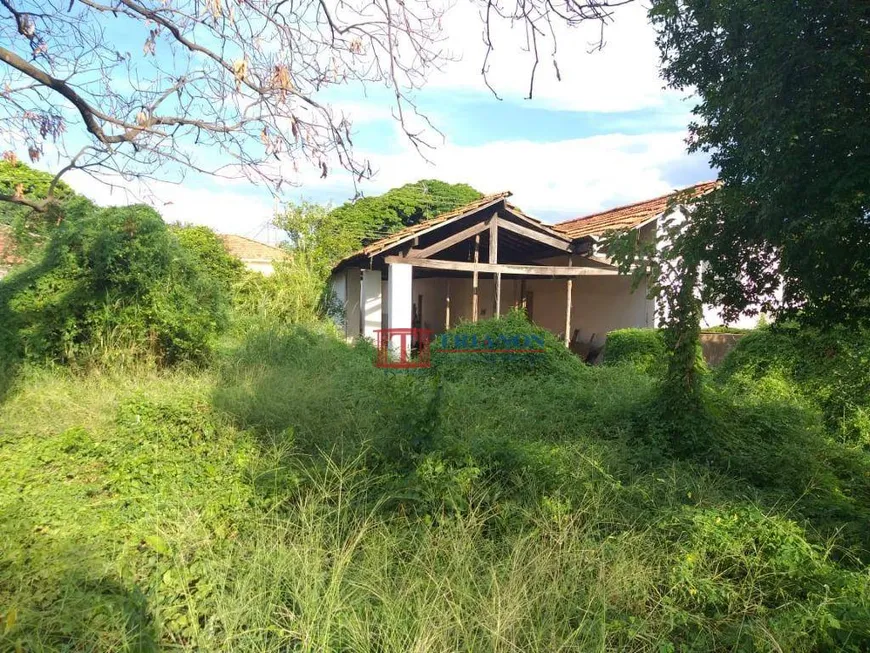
[344,268,361,339]
[361,269,383,341]
[327,272,347,333]
[388,263,413,331]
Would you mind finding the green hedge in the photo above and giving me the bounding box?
[717,325,870,445]
[604,328,667,375]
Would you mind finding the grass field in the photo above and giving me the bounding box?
[1,317,868,651]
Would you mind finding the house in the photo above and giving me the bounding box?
[328,181,755,351]
[220,234,287,275]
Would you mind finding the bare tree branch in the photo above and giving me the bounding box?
[0,0,633,208]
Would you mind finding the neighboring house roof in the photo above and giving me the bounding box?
[553,181,720,239]
[220,234,287,262]
[334,191,571,268]
[0,225,22,267]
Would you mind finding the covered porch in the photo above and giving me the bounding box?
[330,193,655,352]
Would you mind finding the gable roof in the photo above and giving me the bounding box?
[353,192,511,258]
[220,234,287,262]
[333,191,571,269]
[553,181,720,239]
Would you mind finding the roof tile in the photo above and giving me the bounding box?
[220,234,287,261]
[553,181,720,239]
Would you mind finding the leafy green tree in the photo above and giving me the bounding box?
[329,179,482,246]
[171,224,245,294]
[0,160,75,257]
[276,180,482,273]
[0,202,228,366]
[650,0,870,325]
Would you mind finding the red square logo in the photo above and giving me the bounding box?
[374,328,434,368]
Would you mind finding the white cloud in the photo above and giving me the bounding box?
[64,171,276,237]
[430,2,674,113]
[62,127,707,231]
[279,128,708,220]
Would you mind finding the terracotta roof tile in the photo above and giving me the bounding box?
[220,234,287,261]
[553,181,720,239]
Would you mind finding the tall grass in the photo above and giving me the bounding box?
[1,319,868,651]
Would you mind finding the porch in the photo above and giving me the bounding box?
[329,193,655,351]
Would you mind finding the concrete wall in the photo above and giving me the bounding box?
[328,271,347,333]
[405,272,646,345]
[345,268,361,338]
[241,259,276,276]
[411,276,522,333]
[362,269,383,340]
[699,332,747,366]
[524,275,652,345]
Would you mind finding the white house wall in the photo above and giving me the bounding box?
[524,275,652,345]
[362,269,383,340]
[406,273,642,344]
[328,271,347,333]
[345,268,361,339]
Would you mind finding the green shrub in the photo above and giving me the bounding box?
[171,224,244,293]
[604,328,667,375]
[717,324,870,445]
[3,324,870,650]
[430,309,579,379]
[0,202,228,366]
[666,504,870,650]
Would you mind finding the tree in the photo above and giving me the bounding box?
[0,0,631,210]
[650,0,870,325]
[0,202,229,365]
[275,179,482,271]
[0,157,76,256]
[329,179,482,244]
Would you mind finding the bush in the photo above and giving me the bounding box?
[665,504,870,650]
[717,324,870,445]
[430,309,579,379]
[604,328,667,375]
[0,202,229,366]
[171,224,244,293]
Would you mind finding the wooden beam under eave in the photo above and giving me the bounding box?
[496,216,573,253]
[407,220,490,259]
[384,256,619,277]
[564,255,573,347]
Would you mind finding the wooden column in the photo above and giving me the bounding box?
[490,217,501,317]
[564,255,573,347]
[472,234,480,322]
[445,280,451,329]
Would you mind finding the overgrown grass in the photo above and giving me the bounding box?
[1,317,868,651]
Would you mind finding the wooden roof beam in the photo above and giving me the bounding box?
[384,256,619,276]
[496,215,573,252]
[407,219,491,259]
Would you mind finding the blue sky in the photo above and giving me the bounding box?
[43,2,713,239]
